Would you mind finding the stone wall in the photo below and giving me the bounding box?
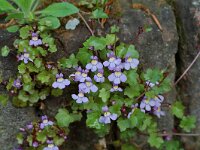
[0,0,199,149]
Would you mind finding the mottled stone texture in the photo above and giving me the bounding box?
[0,0,181,149]
[174,0,200,149]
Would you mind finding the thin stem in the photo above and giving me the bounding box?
[161,132,200,137]
[174,48,200,86]
[78,12,94,36]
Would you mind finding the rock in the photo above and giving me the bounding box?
[174,0,200,149]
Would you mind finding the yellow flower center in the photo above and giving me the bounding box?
[86,82,91,86]
[43,119,48,124]
[127,57,132,62]
[115,72,121,77]
[97,73,103,77]
[91,60,97,65]
[78,93,84,97]
[48,144,54,148]
[24,53,29,58]
[104,112,111,117]
[32,36,38,41]
[75,71,81,76]
[109,57,115,62]
[57,78,64,82]
[113,86,118,89]
[82,73,87,77]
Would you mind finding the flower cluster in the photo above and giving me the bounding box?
[140,95,165,118]
[16,115,67,150]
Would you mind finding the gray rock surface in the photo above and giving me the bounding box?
[174,0,200,149]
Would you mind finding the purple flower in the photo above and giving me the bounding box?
[127,103,138,118]
[123,54,139,70]
[94,69,105,83]
[32,141,39,148]
[103,52,122,70]
[13,78,22,89]
[86,56,103,72]
[110,84,123,92]
[146,81,159,88]
[40,115,53,129]
[69,67,83,82]
[72,92,88,103]
[79,79,98,93]
[140,97,156,112]
[26,123,33,130]
[153,106,165,118]
[80,70,91,83]
[17,49,33,64]
[43,144,59,150]
[29,32,42,46]
[52,73,70,89]
[108,68,127,84]
[99,106,117,124]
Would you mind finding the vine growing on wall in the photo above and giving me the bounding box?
[0,0,197,150]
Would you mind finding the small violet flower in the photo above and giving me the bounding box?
[110,84,123,92]
[140,97,156,112]
[69,67,83,82]
[40,115,53,129]
[72,92,88,104]
[94,69,105,83]
[29,32,42,46]
[32,141,39,148]
[52,73,70,89]
[153,106,165,118]
[123,54,139,70]
[108,68,127,84]
[17,49,33,64]
[79,78,98,93]
[86,56,103,72]
[79,69,91,83]
[13,78,22,89]
[103,52,121,70]
[146,80,159,88]
[99,106,117,124]
[43,144,59,150]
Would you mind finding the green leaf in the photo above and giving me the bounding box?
[162,140,181,150]
[39,2,79,17]
[180,116,196,132]
[6,25,19,33]
[34,58,42,68]
[54,136,65,146]
[91,8,108,19]
[1,46,10,57]
[76,48,92,66]
[18,63,26,74]
[23,74,32,83]
[39,16,61,29]
[36,131,47,143]
[18,91,29,102]
[125,70,139,85]
[124,85,142,98]
[51,89,63,97]
[86,112,102,129]
[144,68,163,83]
[99,88,110,103]
[55,109,81,127]
[105,34,118,45]
[111,25,120,33]
[117,118,131,132]
[58,54,78,68]
[0,94,8,106]
[37,71,51,83]
[13,0,35,14]
[19,26,32,39]
[0,0,16,12]
[126,45,139,58]
[48,44,57,53]
[116,43,127,58]
[83,36,107,50]
[148,134,164,148]
[171,101,185,119]
[16,133,24,144]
